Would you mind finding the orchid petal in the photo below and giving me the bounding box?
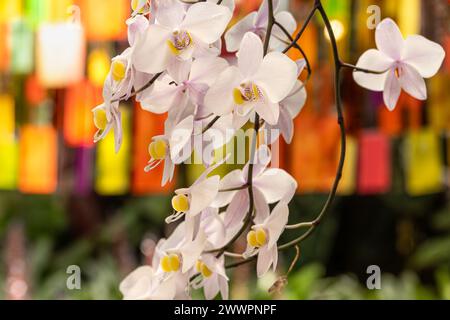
[383,70,402,111]
[204,275,220,300]
[402,35,446,78]
[282,81,307,119]
[225,12,256,52]
[127,15,149,46]
[189,176,220,216]
[181,2,232,45]
[257,246,273,278]
[254,168,297,203]
[224,189,250,229]
[253,187,270,225]
[375,18,404,60]
[218,275,229,300]
[211,169,246,208]
[271,11,296,49]
[204,66,242,116]
[237,32,264,78]
[155,0,185,29]
[254,52,298,103]
[353,49,393,91]
[133,24,172,74]
[254,99,280,125]
[181,231,206,273]
[119,266,154,300]
[265,202,289,249]
[161,157,175,187]
[169,116,194,160]
[399,63,427,100]
[189,57,229,86]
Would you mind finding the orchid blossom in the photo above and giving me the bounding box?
[132,2,232,74]
[205,32,298,127]
[245,201,290,277]
[353,18,445,111]
[145,115,194,186]
[94,0,445,301]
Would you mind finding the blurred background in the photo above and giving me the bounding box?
[0,0,449,300]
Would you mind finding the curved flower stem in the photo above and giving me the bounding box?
[340,62,388,75]
[206,0,276,257]
[225,0,348,271]
[276,1,347,252]
[112,72,162,103]
[283,0,320,54]
[274,21,312,80]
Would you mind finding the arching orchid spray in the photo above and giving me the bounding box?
[92,0,445,300]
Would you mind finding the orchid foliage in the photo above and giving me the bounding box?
[91,0,445,300]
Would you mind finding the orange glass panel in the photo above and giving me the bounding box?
[19,125,58,194]
[64,80,101,147]
[132,102,175,195]
[79,0,129,41]
[0,23,10,72]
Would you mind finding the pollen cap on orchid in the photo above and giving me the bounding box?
[148,140,167,160]
[93,109,107,131]
[172,194,190,213]
[111,60,127,82]
[247,228,267,248]
[161,254,181,273]
[196,261,213,278]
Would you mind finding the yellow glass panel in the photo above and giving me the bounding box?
[338,136,358,195]
[0,95,15,137]
[95,106,131,195]
[404,129,443,196]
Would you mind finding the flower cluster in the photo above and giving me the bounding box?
[92,0,445,300]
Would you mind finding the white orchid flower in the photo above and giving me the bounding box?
[204,32,298,127]
[132,1,232,74]
[193,254,229,300]
[167,160,223,232]
[119,266,177,300]
[225,0,296,52]
[244,201,289,278]
[353,18,445,111]
[140,56,229,115]
[154,229,207,276]
[145,115,194,186]
[213,145,297,229]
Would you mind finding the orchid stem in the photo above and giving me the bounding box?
[274,21,312,79]
[207,0,276,258]
[340,62,387,75]
[112,72,162,103]
[225,0,348,271]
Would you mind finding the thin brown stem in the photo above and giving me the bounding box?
[112,72,162,103]
[225,0,348,271]
[208,0,276,258]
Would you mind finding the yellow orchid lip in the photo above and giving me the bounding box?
[233,83,261,105]
[167,31,192,56]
